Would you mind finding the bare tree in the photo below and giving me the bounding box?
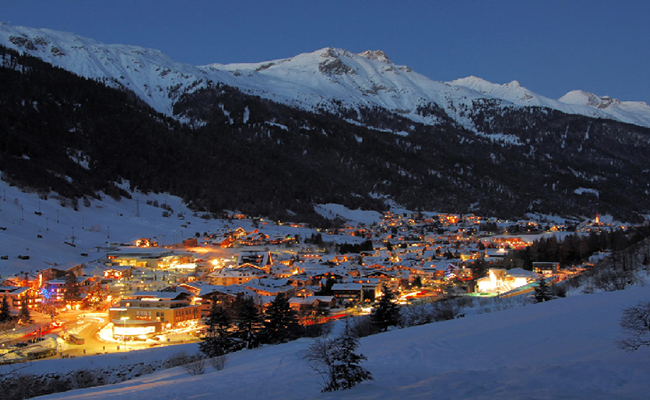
[618,300,650,351]
[209,355,227,371]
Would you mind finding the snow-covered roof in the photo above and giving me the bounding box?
[506,268,539,279]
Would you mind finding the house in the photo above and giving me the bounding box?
[0,286,37,309]
[533,262,560,275]
[289,295,336,315]
[331,283,364,302]
[244,278,295,298]
[236,250,273,269]
[208,265,267,286]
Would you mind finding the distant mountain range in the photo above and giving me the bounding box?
[1,22,649,223]
[2,23,650,130]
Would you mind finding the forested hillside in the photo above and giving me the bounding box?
[2,45,650,224]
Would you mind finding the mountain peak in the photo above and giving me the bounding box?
[559,90,621,109]
[318,47,354,59]
[358,50,392,64]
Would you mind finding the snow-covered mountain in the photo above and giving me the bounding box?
[451,76,650,128]
[2,22,650,129]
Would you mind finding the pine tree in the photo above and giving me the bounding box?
[261,293,300,344]
[235,296,261,349]
[64,273,81,303]
[0,295,12,323]
[200,300,233,358]
[18,297,33,324]
[306,320,373,392]
[533,277,554,303]
[371,288,401,332]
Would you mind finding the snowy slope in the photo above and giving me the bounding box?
[451,76,650,127]
[0,179,380,279]
[200,47,490,127]
[2,22,650,130]
[559,90,650,127]
[0,178,216,278]
[20,282,650,399]
[0,22,232,116]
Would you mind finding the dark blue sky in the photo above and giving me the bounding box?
[3,0,649,103]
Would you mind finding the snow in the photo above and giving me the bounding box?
[0,175,406,280]
[474,131,524,146]
[3,23,650,132]
[560,90,650,127]
[0,178,299,279]
[314,204,383,226]
[11,280,649,399]
[0,172,648,399]
[574,187,600,198]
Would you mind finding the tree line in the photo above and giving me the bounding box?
[506,227,650,269]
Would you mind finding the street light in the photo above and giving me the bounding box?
[120,317,129,351]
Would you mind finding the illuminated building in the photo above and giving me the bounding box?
[108,290,201,338]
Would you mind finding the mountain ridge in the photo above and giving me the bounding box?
[2,22,650,129]
[1,23,650,223]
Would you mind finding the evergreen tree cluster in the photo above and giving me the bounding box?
[337,240,374,254]
[508,228,650,270]
[371,288,401,332]
[0,295,12,323]
[199,293,326,359]
[533,278,554,303]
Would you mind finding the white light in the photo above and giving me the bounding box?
[114,326,155,335]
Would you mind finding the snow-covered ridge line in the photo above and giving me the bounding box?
[1,22,650,129]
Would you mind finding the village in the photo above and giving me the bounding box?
[0,211,620,364]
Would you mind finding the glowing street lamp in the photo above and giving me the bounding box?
[120,316,129,350]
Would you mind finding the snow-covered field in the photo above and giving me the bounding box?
[8,279,645,399]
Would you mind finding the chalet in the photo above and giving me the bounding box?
[178,282,262,317]
[289,296,336,315]
[236,250,273,270]
[2,272,39,288]
[0,286,37,309]
[101,265,133,280]
[331,283,364,302]
[244,278,295,298]
[209,265,267,286]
